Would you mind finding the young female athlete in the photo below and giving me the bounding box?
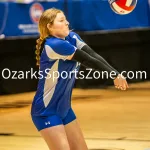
[31,8,129,150]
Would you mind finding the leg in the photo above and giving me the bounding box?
[40,125,70,150]
[63,108,88,150]
[31,115,70,150]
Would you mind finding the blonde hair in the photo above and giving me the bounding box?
[35,8,63,66]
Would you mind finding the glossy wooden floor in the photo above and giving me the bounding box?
[0,82,150,150]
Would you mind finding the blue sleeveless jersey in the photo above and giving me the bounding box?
[31,32,86,118]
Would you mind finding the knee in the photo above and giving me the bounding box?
[58,139,70,150]
[69,142,88,150]
[60,142,70,150]
[48,142,70,150]
[45,138,70,150]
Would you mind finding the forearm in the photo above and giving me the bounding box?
[81,45,120,74]
[71,49,119,78]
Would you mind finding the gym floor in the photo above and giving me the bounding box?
[0,81,150,150]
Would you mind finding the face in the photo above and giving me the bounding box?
[48,12,69,39]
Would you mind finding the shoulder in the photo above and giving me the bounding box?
[45,36,76,55]
[68,31,79,38]
[45,37,70,50]
[45,37,64,45]
[67,31,86,49]
[67,31,84,43]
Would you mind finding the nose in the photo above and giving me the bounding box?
[66,20,69,26]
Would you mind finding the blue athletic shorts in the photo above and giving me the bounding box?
[31,108,76,131]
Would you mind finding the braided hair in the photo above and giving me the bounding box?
[35,8,63,66]
[35,37,44,66]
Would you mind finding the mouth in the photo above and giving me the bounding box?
[66,28,69,31]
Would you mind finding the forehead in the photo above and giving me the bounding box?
[55,12,65,19]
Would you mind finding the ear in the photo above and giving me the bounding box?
[47,23,52,31]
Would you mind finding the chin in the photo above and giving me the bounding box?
[65,30,69,36]
[60,30,69,38]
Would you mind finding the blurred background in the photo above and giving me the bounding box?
[0,0,150,94]
[0,1,150,150]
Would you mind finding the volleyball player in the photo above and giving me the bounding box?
[31,8,129,150]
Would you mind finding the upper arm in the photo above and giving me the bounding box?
[45,39,77,61]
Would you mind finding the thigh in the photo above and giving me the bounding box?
[31,115,70,150]
[63,109,88,150]
[40,125,70,150]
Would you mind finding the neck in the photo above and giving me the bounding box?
[52,34,65,40]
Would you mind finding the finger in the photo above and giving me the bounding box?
[120,87,124,90]
[117,86,120,89]
[124,80,129,88]
[119,80,124,89]
[123,83,127,90]
[120,86,124,90]
[114,84,119,88]
[122,87,126,90]
[126,82,129,88]
[121,80,127,89]
[120,86,126,90]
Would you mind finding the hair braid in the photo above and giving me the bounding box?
[35,8,63,66]
[35,37,44,66]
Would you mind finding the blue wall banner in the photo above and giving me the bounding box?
[0,0,150,38]
[0,1,64,37]
[67,0,150,31]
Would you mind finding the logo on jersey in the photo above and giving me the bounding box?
[30,3,44,23]
[45,121,50,125]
